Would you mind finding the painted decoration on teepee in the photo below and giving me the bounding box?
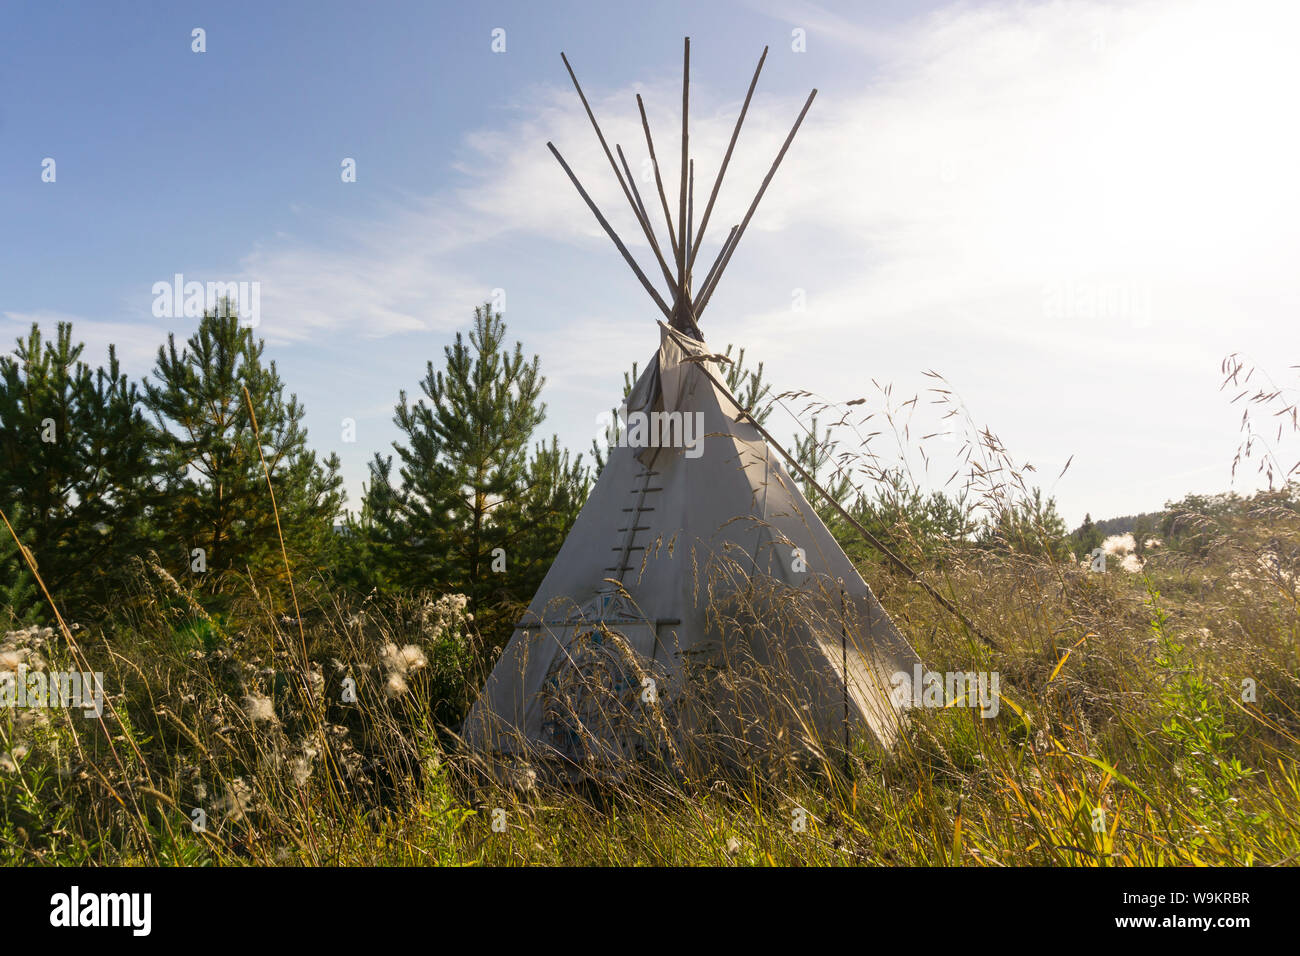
[539,590,663,762]
[540,624,651,762]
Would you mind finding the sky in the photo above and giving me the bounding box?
[3,0,1298,526]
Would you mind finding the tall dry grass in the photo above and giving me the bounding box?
[2,359,1299,866]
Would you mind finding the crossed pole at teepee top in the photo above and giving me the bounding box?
[548,37,817,342]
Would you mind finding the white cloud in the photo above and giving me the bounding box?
[256,0,1300,519]
[232,195,491,344]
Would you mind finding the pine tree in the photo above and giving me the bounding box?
[844,472,977,566]
[0,322,153,617]
[794,417,853,514]
[1072,512,1104,558]
[338,453,407,594]
[0,503,40,627]
[387,303,545,617]
[142,303,343,597]
[981,488,1070,559]
[722,344,774,426]
[493,436,589,613]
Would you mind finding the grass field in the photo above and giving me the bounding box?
[3,481,1297,867]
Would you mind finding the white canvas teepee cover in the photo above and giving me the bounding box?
[463,326,920,765]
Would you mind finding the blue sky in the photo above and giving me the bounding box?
[4,0,1298,525]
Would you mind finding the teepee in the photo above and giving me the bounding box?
[464,39,922,770]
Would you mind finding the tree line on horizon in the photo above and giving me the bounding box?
[3,299,1277,648]
[0,301,588,642]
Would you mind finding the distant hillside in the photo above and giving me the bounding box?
[1072,486,1300,544]
[1068,510,1161,541]
[1090,512,1162,536]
